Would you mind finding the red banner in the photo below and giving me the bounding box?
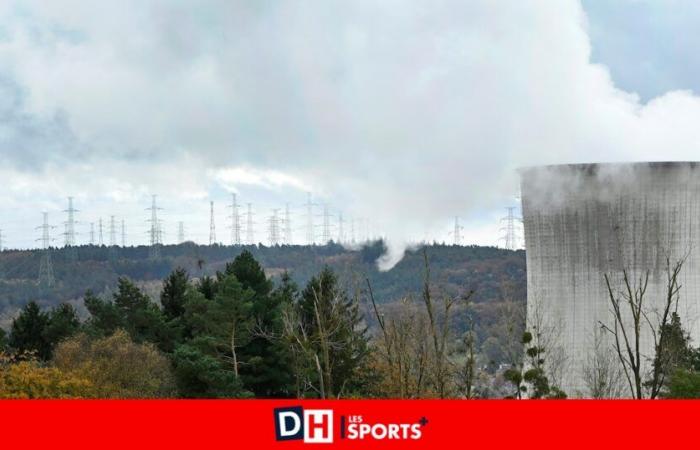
[0,400,697,448]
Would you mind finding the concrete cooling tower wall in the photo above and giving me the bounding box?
[520,162,700,397]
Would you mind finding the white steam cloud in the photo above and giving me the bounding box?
[2,1,700,268]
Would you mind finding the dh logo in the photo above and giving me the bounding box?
[274,407,333,443]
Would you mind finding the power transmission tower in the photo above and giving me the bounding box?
[499,206,520,250]
[450,216,464,246]
[320,203,332,244]
[350,218,356,244]
[245,203,255,245]
[63,197,78,245]
[37,212,55,287]
[304,193,316,245]
[121,219,126,247]
[284,203,292,245]
[268,209,281,246]
[89,222,95,245]
[229,194,241,246]
[109,216,117,246]
[209,201,217,245]
[147,195,163,259]
[337,212,344,244]
[98,218,104,246]
[62,197,79,261]
[108,216,118,260]
[177,221,185,243]
[0,228,3,252]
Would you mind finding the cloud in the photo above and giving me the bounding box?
[2,0,700,267]
[211,166,311,193]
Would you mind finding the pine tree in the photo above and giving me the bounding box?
[223,251,294,397]
[43,303,81,352]
[173,274,254,397]
[297,267,369,397]
[9,301,51,360]
[84,279,173,351]
[84,290,124,337]
[161,268,189,320]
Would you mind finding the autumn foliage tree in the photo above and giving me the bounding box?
[53,330,175,398]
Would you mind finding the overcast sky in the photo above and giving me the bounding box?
[1,0,700,268]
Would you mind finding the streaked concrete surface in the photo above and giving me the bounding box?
[521,162,700,397]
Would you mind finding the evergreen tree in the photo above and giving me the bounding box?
[172,343,249,398]
[223,251,294,397]
[297,267,369,397]
[113,278,173,351]
[84,290,124,337]
[84,279,173,352]
[43,303,81,351]
[196,276,217,300]
[504,331,566,399]
[161,268,189,320]
[651,312,693,386]
[9,301,51,360]
[173,274,254,397]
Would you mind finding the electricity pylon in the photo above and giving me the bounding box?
[37,212,55,287]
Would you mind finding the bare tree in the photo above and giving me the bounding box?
[527,296,568,389]
[367,288,433,398]
[600,256,685,399]
[366,249,474,399]
[455,321,478,399]
[274,286,349,399]
[582,326,625,399]
[421,249,473,398]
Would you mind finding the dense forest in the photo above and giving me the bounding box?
[0,243,534,398]
[0,242,526,336]
[1,246,699,399]
[0,248,539,399]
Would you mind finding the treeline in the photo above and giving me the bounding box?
[0,249,527,399]
[0,242,526,322]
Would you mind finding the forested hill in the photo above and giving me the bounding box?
[0,242,525,326]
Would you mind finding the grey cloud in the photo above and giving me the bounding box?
[0,76,78,170]
[2,1,700,267]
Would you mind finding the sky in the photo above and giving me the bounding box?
[1,0,700,269]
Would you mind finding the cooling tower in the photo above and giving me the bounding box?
[520,162,700,397]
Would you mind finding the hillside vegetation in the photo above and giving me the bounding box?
[0,241,524,311]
